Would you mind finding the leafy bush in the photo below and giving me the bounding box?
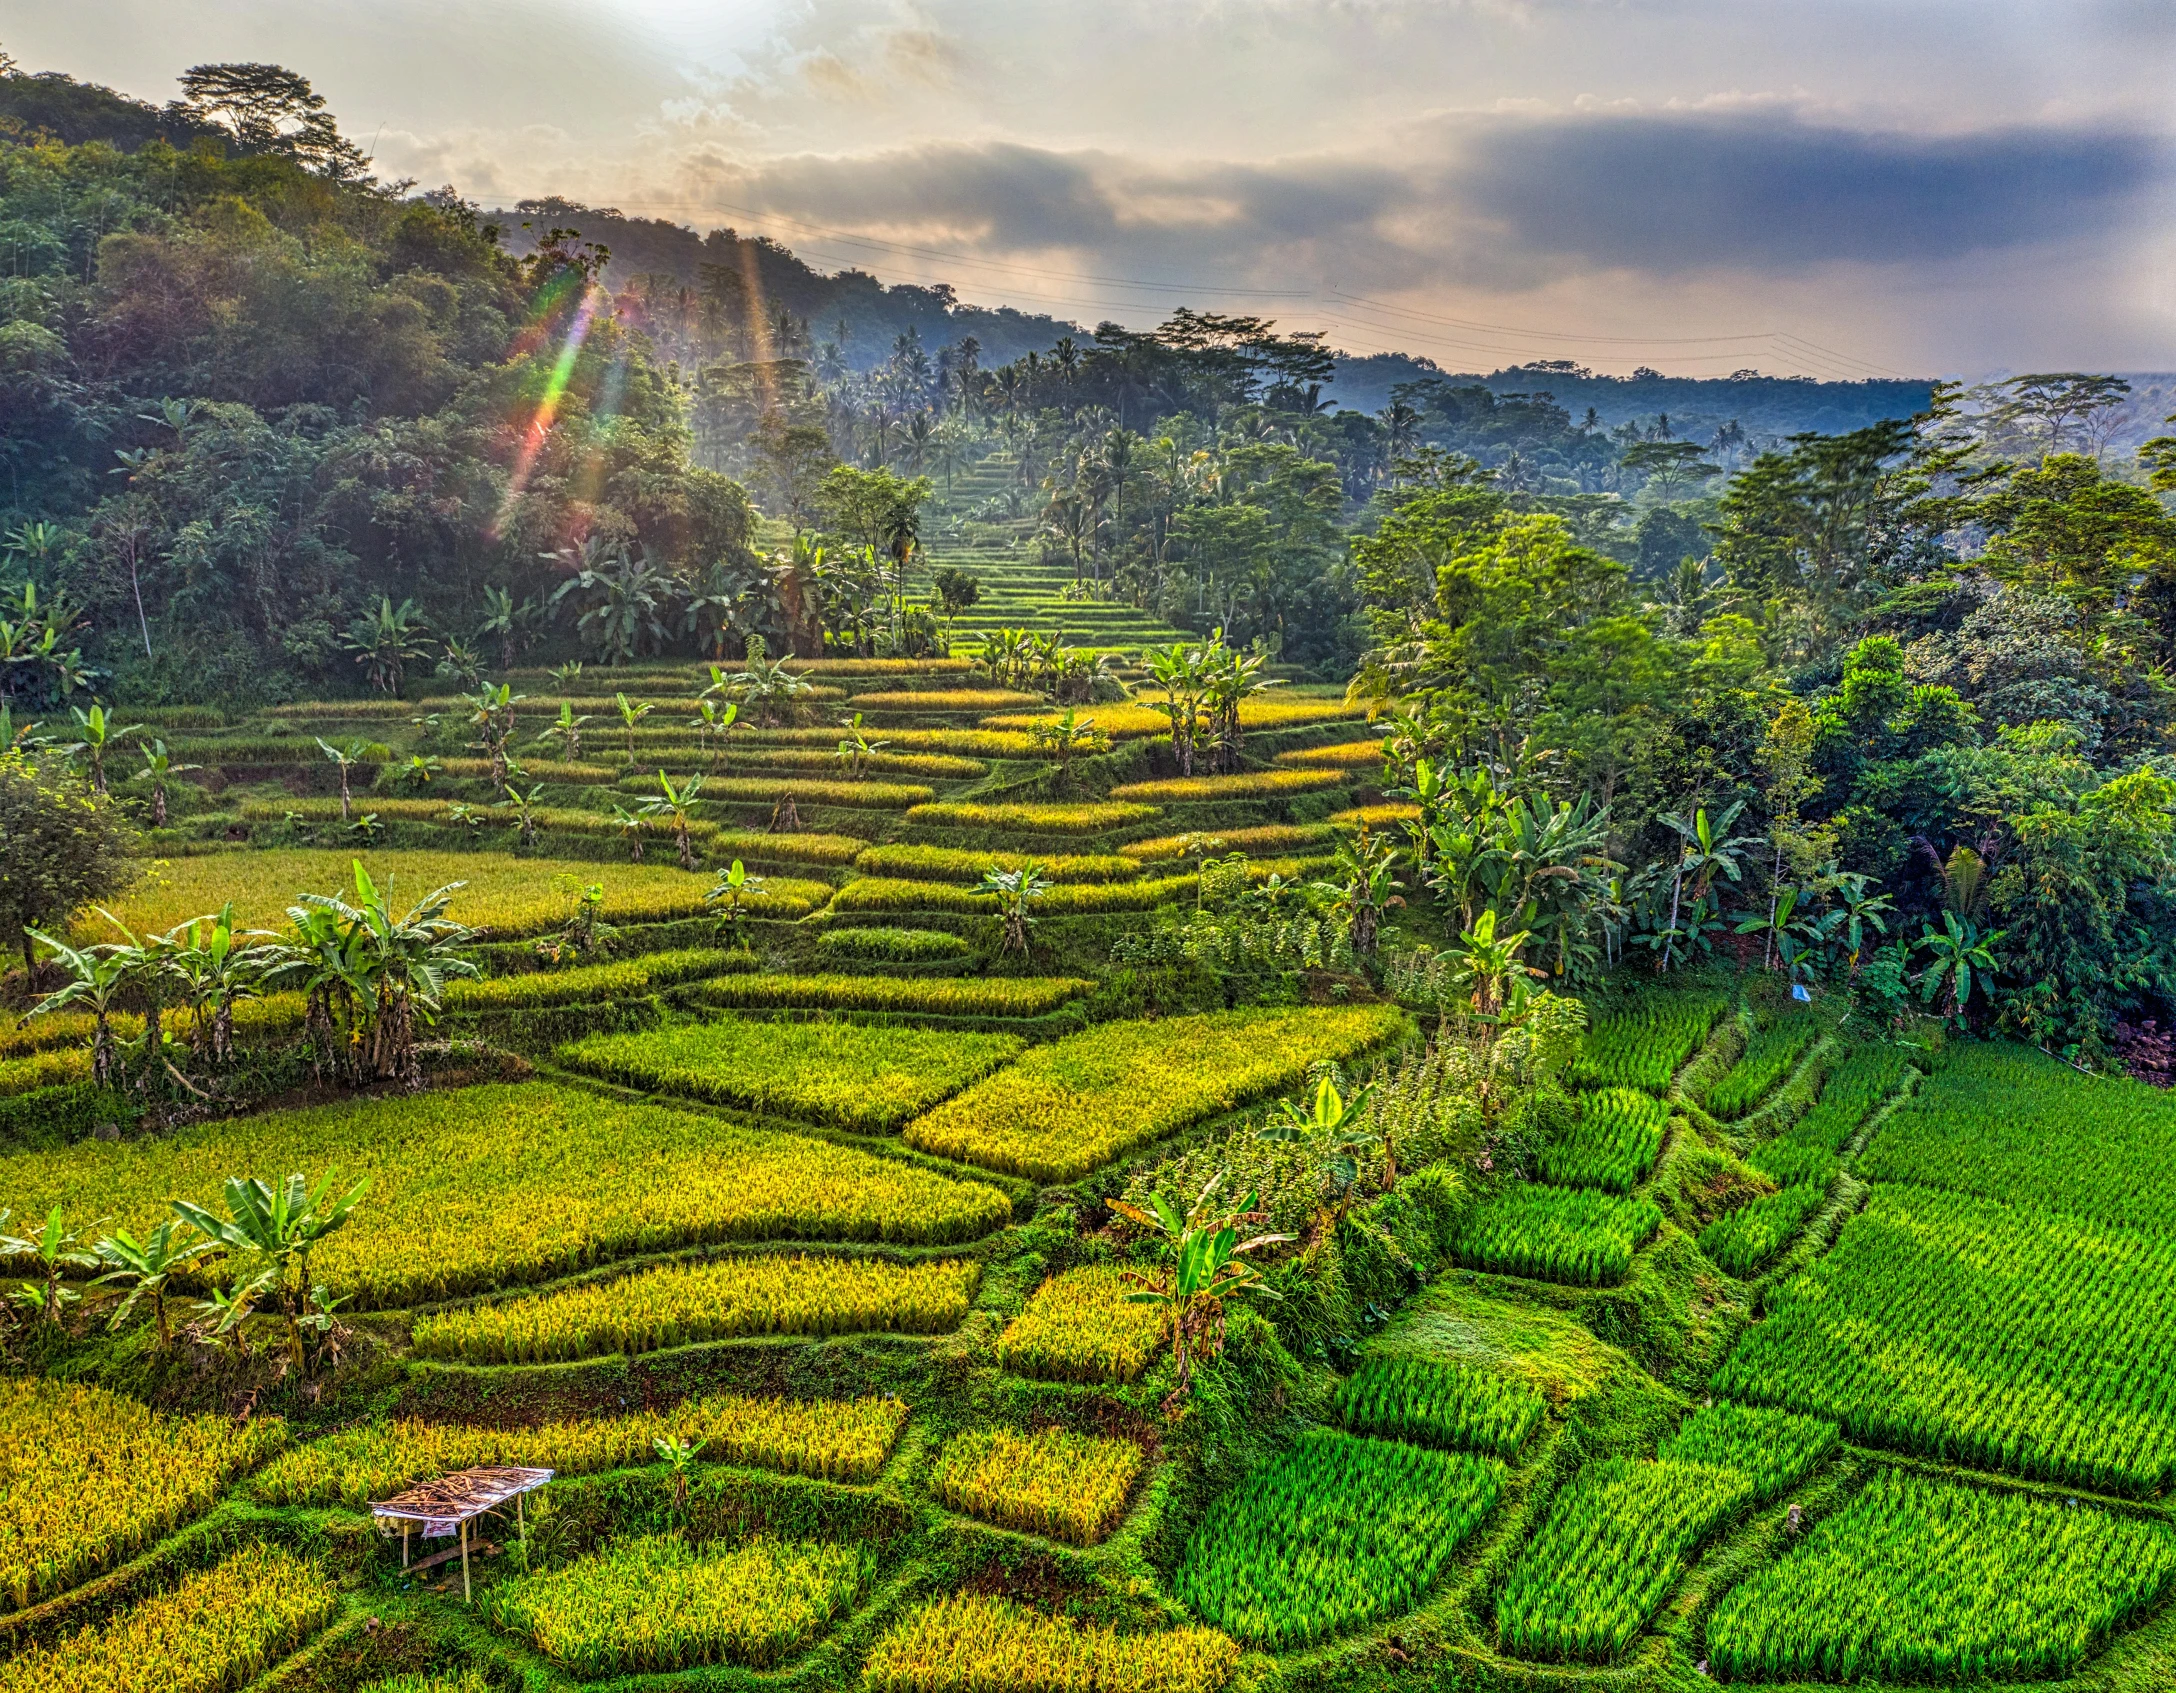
[905,1005,1410,1182]
[485,1534,868,1674]
[1272,740,1387,769]
[1705,1015,1817,1119]
[0,1379,285,1610]
[862,1595,1239,1693]
[853,844,1141,884]
[1537,1088,1667,1192]
[255,1393,906,1504]
[1710,1182,2176,1496]
[1862,1041,2176,1233]
[929,1426,1145,1545]
[815,927,973,963]
[0,1082,1010,1306]
[692,973,1093,1018]
[0,1545,337,1693]
[412,1253,981,1363]
[1336,1357,1545,1458]
[1107,770,1347,803]
[904,800,1161,833]
[1696,1183,1829,1277]
[559,1016,1025,1131]
[1656,1401,1836,1504]
[832,876,1194,917]
[1572,992,1730,1092]
[996,1266,1168,1384]
[1173,1428,1506,1649]
[1494,1458,1750,1662]
[1705,1469,2176,1683]
[444,949,741,1011]
[1450,1185,1663,1286]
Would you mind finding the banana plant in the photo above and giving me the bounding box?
[2,1207,102,1328]
[500,781,547,849]
[173,1171,370,1370]
[398,753,442,791]
[614,692,653,766]
[93,1220,212,1345]
[314,736,370,822]
[611,802,647,863]
[161,902,275,1062]
[654,1434,707,1520]
[1112,1174,1293,1410]
[23,927,134,1085]
[1448,907,1539,1026]
[689,698,736,771]
[705,859,765,949]
[1915,912,2006,1024]
[1312,825,1405,955]
[834,713,888,781]
[977,862,1049,955]
[638,771,705,869]
[64,703,141,794]
[133,738,199,828]
[538,700,589,764]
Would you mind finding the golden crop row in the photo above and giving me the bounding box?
[411,1253,982,1363]
[443,949,743,1011]
[0,1545,335,1693]
[0,1379,286,1611]
[981,698,1364,738]
[852,845,1142,884]
[996,1266,1167,1385]
[831,877,1196,918]
[930,1426,1144,1546]
[692,973,1093,1018]
[905,1005,1411,1182]
[253,1390,907,1505]
[3,1082,1011,1308]
[1107,770,1348,804]
[1129,824,1334,862]
[862,1595,1239,1693]
[903,801,1161,833]
[1272,741,1388,769]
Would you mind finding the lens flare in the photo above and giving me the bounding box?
[494,280,603,536]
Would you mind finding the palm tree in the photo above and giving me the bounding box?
[134,737,199,827]
[64,703,141,794]
[1109,1174,1291,1411]
[638,771,705,870]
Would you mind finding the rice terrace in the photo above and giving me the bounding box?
[3,23,2176,1693]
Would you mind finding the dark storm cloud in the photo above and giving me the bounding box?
[1450,112,2164,272]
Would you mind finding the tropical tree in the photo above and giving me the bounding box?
[315,737,370,822]
[978,863,1049,954]
[1829,872,1896,973]
[398,753,442,791]
[1448,907,1540,1027]
[64,704,141,795]
[1,1208,100,1329]
[614,693,653,766]
[835,713,887,781]
[549,543,678,665]
[705,859,764,949]
[463,684,523,789]
[476,585,543,673]
[1314,826,1405,955]
[1655,800,1760,969]
[638,772,705,870]
[133,738,199,829]
[1146,642,1209,775]
[174,1171,369,1370]
[93,1221,212,1346]
[342,596,430,695]
[1916,912,2005,1023]
[1110,1175,1292,1409]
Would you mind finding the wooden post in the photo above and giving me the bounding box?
[401,1521,409,1567]
[460,1517,471,1603]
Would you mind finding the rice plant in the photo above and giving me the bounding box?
[996,1266,1169,1384]
[485,1533,868,1674]
[691,972,1094,1017]
[1106,770,1348,803]
[1696,1183,1829,1277]
[1173,1428,1506,1649]
[862,1595,1240,1693]
[443,949,740,1011]
[1450,1185,1663,1286]
[1336,1356,1546,1458]
[929,1426,1144,1545]
[1537,1087,1668,1193]
[1705,1470,2176,1683]
[832,876,1195,917]
[852,844,1141,884]
[1495,1458,1750,1662]
[412,1253,981,1363]
[1571,992,1729,1092]
[904,1005,1410,1182]
[902,801,1161,833]
[558,1016,1026,1131]
[814,927,973,962]
[1657,1401,1837,1504]
[1704,1016,1817,1119]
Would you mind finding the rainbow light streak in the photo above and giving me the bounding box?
[493,282,602,535]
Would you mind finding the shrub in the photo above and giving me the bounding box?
[1494,1458,1750,1663]
[1173,1428,1506,1649]
[1107,770,1347,803]
[1336,1357,1545,1459]
[853,844,1141,884]
[255,1392,907,1504]
[1536,1087,1667,1193]
[559,1016,1026,1131]
[1449,1185,1662,1286]
[0,1082,1010,1306]
[1272,740,1387,769]
[815,927,973,963]
[1656,1401,1836,1505]
[929,1426,1145,1545]
[905,1005,1410,1182]
[904,801,1161,833]
[411,1253,980,1363]
[0,1379,285,1610]
[1705,1469,2176,1683]
[692,973,1093,1018]
[0,1545,337,1693]
[484,1534,868,1674]
[444,950,740,1011]
[996,1266,1168,1384]
[862,1595,1240,1693]
[1705,1015,1817,1119]
[1709,1182,2176,1496]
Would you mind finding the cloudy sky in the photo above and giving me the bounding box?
[8,0,2174,377]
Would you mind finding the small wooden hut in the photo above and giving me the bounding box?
[370,1465,553,1601]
